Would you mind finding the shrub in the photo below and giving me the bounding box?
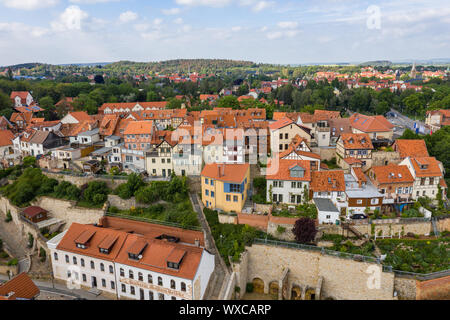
[54,181,80,200]
[39,247,46,262]
[276,225,286,234]
[5,210,12,223]
[82,181,109,205]
[7,258,18,266]
[292,217,317,244]
[27,233,34,248]
[246,283,254,293]
[115,173,145,199]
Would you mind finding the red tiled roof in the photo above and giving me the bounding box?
[339,133,373,149]
[410,157,443,177]
[370,165,414,184]
[394,139,429,158]
[266,159,312,181]
[22,206,47,218]
[201,163,249,183]
[68,111,92,122]
[349,113,394,132]
[310,170,346,192]
[0,273,39,300]
[269,117,293,130]
[123,121,154,135]
[0,130,14,147]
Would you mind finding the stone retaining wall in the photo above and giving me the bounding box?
[107,195,146,210]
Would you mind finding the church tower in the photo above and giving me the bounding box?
[410,62,417,79]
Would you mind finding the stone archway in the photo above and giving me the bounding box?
[291,285,302,300]
[252,278,265,294]
[269,281,279,297]
[305,288,316,300]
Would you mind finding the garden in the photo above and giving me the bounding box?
[108,173,199,228]
[376,238,449,273]
[203,208,274,265]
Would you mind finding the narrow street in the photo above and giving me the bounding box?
[190,193,227,300]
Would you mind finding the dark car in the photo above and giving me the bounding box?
[351,214,367,220]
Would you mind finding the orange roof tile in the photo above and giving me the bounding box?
[370,165,414,184]
[269,117,293,130]
[339,133,373,149]
[349,113,394,132]
[410,157,443,177]
[201,163,249,183]
[68,111,92,122]
[310,170,346,192]
[266,159,312,181]
[0,273,39,300]
[123,121,154,135]
[0,130,14,147]
[394,139,429,158]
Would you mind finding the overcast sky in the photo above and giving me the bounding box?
[0,0,449,65]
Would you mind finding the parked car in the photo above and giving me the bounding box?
[351,214,367,220]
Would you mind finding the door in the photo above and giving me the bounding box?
[140,288,145,300]
[91,276,97,288]
[162,169,166,177]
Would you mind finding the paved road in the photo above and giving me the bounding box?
[387,108,430,135]
[0,274,109,300]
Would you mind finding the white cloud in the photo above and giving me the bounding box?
[134,23,150,32]
[231,26,242,32]
[119,11,138,23]
[0,0,59,10]
[266,29,299,40]
[174,18,184,24]
[277,21,298,29]
[69,0,120,3]
[0,22,49,37]
[239,0,274,12]
[153,18,163,26]
[51,5,89,32]
[175,0,232,7]
[162,7,181,15]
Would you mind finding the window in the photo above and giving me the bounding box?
[170,280,176,289]
[181,282,186,292]
[111,281,115,290]
[205,178,209,184]
[102,279,106,287]
[279,133,283,139]
[211,191,215,198]
[82,274,86,282]
[100,263,105,272]
[171,296,176,300]
[65,255,69,263]
[371,198,379,205]
[138,272,143,281]
[109,265,114,274]
[149,291,154,300]
[81,259,85,267]
[159,293,164,300]
[54,252,58,261]
[129,270,134,279]
[326,215,331,219]
[152,158,156,163]
[205,190,209,196]
[357,199,363,204]
[148,274,153,284]
[120,268,124,277]
[121,284,126,293]
[210,180,214,186]
[167,158,171,164]
[162,159,165,164]
[73,257,77,265]
[130,286,135,295]
[90,261,95,270]
[285,133,288,139]
[233,195,238,202]
[226,195,231,201]
[158,277,163,286]
[279,144,283,151]
[429,178,434,185]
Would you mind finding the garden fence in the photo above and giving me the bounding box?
[104,212,202,231]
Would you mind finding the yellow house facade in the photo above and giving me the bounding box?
[201,163,250,213]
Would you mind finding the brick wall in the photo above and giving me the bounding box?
[416,276,450,300]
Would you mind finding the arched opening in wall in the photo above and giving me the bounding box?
[269,281,279,297]
[291,285,302,300]
[305,288,316,300]
[252,278,264,294]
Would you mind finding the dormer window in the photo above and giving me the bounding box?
[289,165,305,178]
[127,239,147,261]
[74,230,96,249]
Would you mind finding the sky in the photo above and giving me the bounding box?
[0,0,449,66]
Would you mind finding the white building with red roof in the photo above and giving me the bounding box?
[47,216,215,300]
